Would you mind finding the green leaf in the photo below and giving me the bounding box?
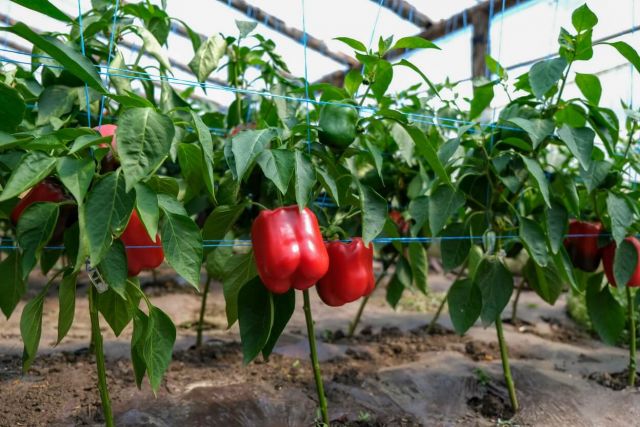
[203,204,245,242]
[409,196,429,236]
[36,86,75,126]
[528,57,567,99]
[344,69,363,97]
[557,125,594,170]
[580,160,611,193]
[334,36,367,52]
[56,157,94,205]
[238,277,273,364]
[575,73,602,105]
[546,201,568,254]
[117,108,175,191]
[0,23,104,92]
[236,20,258,38]
[222,251,258,327]
[98,240,128,298]
[553,246,579,292]
[84,172,135,266]
[402,124,450,184]
[294,151,316,209]
[519,217,549,267]
[408,243,428,294]
[135,183,159,239]
[131,309,148,388]
[441,223,471,271]
[231,129,277,181]
[56,271,77,344]
[189,34,226,83]
[0,82,26,132]
[396,59,441,99]
[586,275,624,345]
[572,3,598,32]
[520,156,551,207]
[605,41,640,74]
[17,203,59,278]
[177,143,205,201]
[190,112,215,197]
[613,239,639,287]
[359,184,387,245]
[392,36,440,50]
[20,288,47,372]
[97,287,133,337]
[508,118,553,148]
[0,252,25,319]
[257,149,294,195]
[160,212,203,289]
[129,25,171,70]
[0,151,57,201]
[143,306,176,392]
[262,289,295,359]
[523,259,564,305]
[469,82,494,119]
[429,185,464,236]
[10,0,71,22]
[607,192,633,245]
[447,278,482,335]
[68,134,112,155]
[475,257,513,326]
[371,60,393,101]
[386,257,412,309]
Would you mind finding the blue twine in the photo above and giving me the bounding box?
[301,0,312,152]
[98,0,121,129]
[0,49,527,133]
[76,0,92,128]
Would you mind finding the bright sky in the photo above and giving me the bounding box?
[0,0,639,113]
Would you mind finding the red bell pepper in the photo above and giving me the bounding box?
[563,220,603,272]
[120,210,164,277]
[11,179,67,224]
[251,205,329,294]
[316,238,375,307]
[602,237,640,287]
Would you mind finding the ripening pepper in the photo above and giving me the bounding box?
[318,100,358,149]
[602,237,640,287]
[95,124,119,172]
[251,205,329,294]
[563,220,603,272]
[316,238,375,307]
[389,210,410,235]
[120,210,164,277]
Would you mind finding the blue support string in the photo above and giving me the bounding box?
[76,0,92,128]
[97,0,121,129]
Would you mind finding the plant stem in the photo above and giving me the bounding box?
[495,316,519,412]
[196,276,212,348]
[88,287,114,427]
[511,280,524,325]
[302,289,329,425]
[627,286,637,387]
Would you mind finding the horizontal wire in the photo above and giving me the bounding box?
[0,48,524,132]
[0,233,618,251]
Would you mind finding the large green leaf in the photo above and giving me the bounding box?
[261,289,295,359]
[189,34,226,82]
[143,306,176,392]
[0,82,26,132]
[190,112,215,197]
[0,252,25,319]
[575,73,602,105]
[605,41,640,74]
[520,156,551,207]
[117,108,175,191]
[586,275,624,345]
[519,216,549,267]
[0,151,57,201]
[97,287,134,336]
[238,277,273,364]
[447,278,482,335]
[135,183,159,239]
[607,192,633,245]
[428,185,464,236]
[613,239,638,287]
[257,149,294,195]
[528,57,567,99]
[402,124,450,184]
[523,260,564,305]
[203,204,245,242]
[294,151,316,209]
[474,257,513,326]
[129,25,171,70]
[98,240,128,298]
[84,172,135,266]
[0,23,104,92]
[440,222,470,271]
[572,3,598,32]
[56,271,77,344]
[20,287,47,372]
[160,211,203,289]
[359,184,387,245]
[11,0,71,22]
[546,201,568,254]
[222,251,258,327]
[557,125,594,170]
[231,128,278,181]
[507,118,553,148]
[16,202,59,278]
[392,36,440,50]
[56,157,94,205]
[469,82,494,119]
[408,243,428,294]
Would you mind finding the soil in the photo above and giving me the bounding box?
[2,269,640,426]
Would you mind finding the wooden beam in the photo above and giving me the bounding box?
[371,0,432,28]
[471,6,490,78]
[316,0,533,85]
[217,0,358,68]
